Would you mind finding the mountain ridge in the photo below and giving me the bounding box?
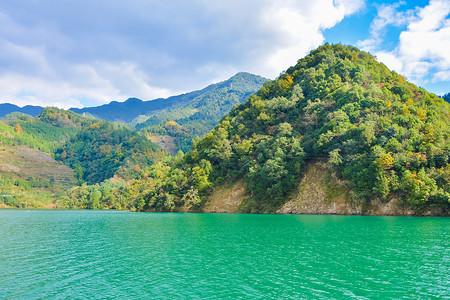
[69,72,268,124]
[0,103,43,117]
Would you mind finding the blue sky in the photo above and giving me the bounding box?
[0,0,448,108]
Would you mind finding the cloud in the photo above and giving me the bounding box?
[0,0,364,108]
[359,0,450,89]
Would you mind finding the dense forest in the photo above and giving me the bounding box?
[55,121,162,184]
[136,44,449,214]
[0,108,162,209]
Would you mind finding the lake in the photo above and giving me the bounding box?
[0,210,448,299]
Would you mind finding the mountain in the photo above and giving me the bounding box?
[69,72,268,125]
[0,107,94,208]
[138,44,449,215]
[0,107,162,208]
[54,121,162,185]
[137,72,269,153]
[443,92,450,103]
[0,103,43,117]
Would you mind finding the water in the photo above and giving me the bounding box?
[0,210,448,299]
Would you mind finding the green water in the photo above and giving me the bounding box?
[0,210,448,299]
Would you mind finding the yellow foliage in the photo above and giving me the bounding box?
[166,120,179,127]
[406,98,414,106]
[424,125,436,143]
[417,108,427,121]
[15,123,23,135]
[279,74,293,92]
[89,123,101,129]
[403,107,410,115]
[387,100,392,109]
[377,152,394,170]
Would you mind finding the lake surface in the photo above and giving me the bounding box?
[0,210,448,299]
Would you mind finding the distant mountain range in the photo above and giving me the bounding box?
[0,103,43,117]
[443,92,450,103]
[69,72,268,123]
[0,72,268,124]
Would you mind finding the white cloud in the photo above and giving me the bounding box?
[358,2,417,52]
[0,62,173,109]
[434,70,450,81]
[360,0,450,87]
[254,0,365,77]
[0,0,365,108]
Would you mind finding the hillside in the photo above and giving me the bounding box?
[139,44,450,215]
[138,72,269,153]
[70,72,268,125]
[0,108,89,208]
[0,146,77,208]
[0,107,163,208]
[54,121,162,185]
[0,103,43,118]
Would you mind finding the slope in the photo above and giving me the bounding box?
[0,107,162,208]
[140,44,450,215]
[54,121,162,185]
[138,72,269,152]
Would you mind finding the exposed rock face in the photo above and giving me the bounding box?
[277,162,359,215]
[278,162,442,216]
[204,162,446,216]
[204,180,246,213]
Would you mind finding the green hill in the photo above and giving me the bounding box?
[138,72,269,153]
[55,121,162,185]
[0,108,93,208]
[140,44,450,215]
[0,107,162,208]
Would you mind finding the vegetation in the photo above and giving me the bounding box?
[0,107,162,208]
[137,44,450,214]
[0,107,95,153]
[54,121,162,185]
[0,146,77,208]
[136,73,268,152]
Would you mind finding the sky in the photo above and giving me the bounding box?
[0,0,448,109]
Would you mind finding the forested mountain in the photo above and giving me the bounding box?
[137,44,449,215]
[137,72,269,153]
[0,108,94,207]
[0,107,95,152]
[0,107,162,208]
[0,103,43,118]
[70,72,267,125]
[54,122,162,185]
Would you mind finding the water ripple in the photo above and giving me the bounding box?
[0,211,448,299]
